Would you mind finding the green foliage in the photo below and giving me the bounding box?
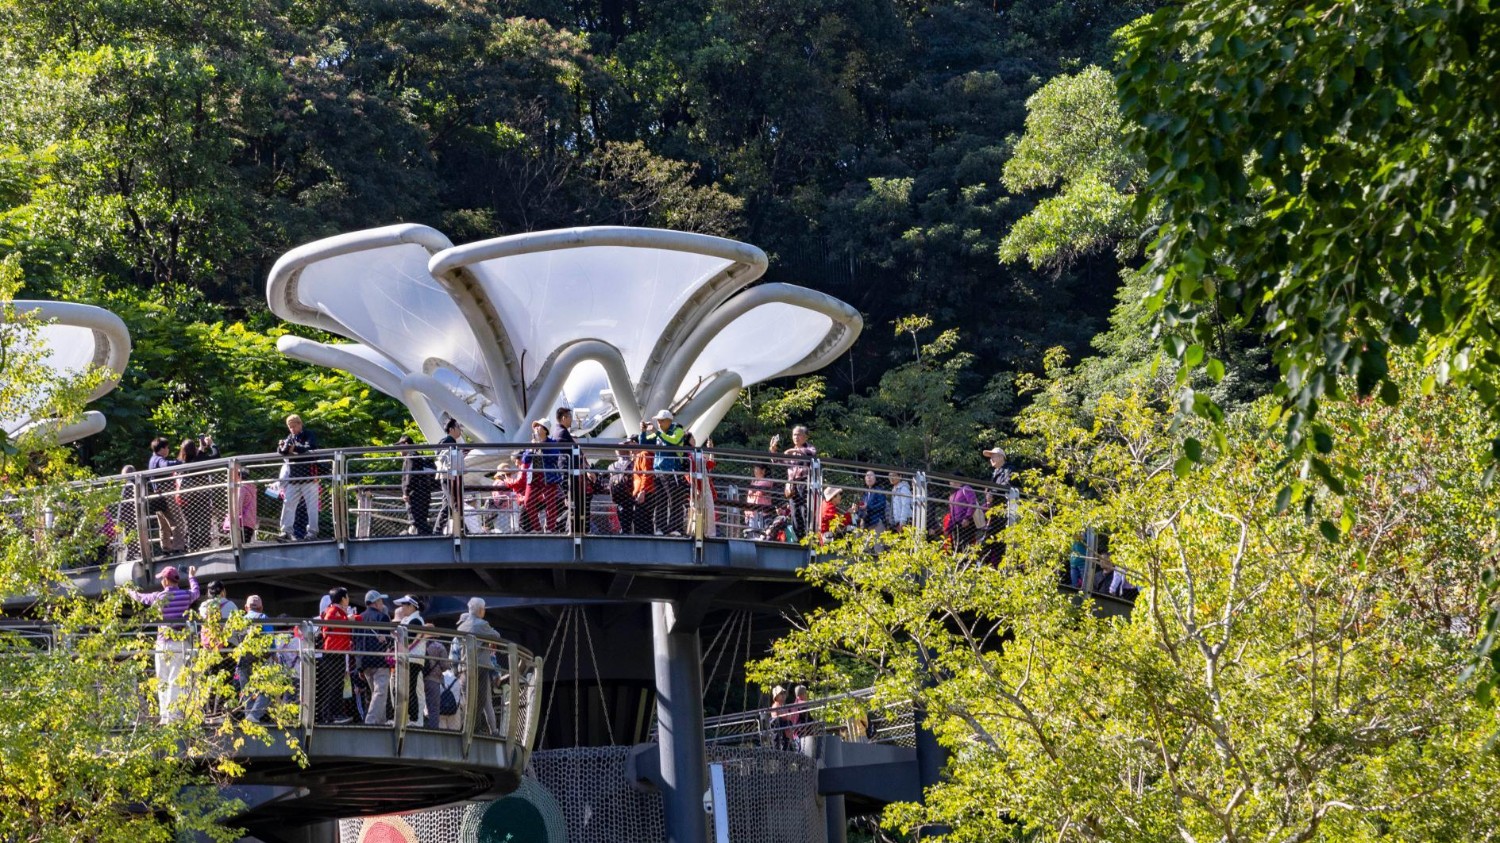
[1118,0,1500,491]
[759,362,1500,841]
[807,316,1012,474]
[999,66,1143,269]
[1,291,300,840]
[82,285,412,471]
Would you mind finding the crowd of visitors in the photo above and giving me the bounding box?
[105,408,1132,599]
[123,567,513,732]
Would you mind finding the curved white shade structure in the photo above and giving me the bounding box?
[268,226,862,441]
[2,301,131,443]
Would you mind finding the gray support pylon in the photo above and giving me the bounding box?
[822,736,849,843]
[652,601,710,843]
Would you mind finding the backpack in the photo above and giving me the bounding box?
[439,675,459,716]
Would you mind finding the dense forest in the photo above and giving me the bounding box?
[0,0,1158,475]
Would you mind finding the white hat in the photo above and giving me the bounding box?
[822,486,842,501]
[653,409,674,421]
[982,444,1006,458]
[394,595,419,607]
[531,418,551,429]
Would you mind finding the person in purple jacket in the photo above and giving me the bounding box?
[127,564,200,723]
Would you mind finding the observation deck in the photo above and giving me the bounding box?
[43,442,1018,616]
[1,620,539,843]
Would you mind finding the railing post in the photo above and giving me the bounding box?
[395,624,410,745]
[505,642,521,745]
[226,458,242,559]
[132,474,154,566]
[331,450,348,550]
[571,444,585,542]
[1083,527,1099,595]
[807,459,822,544]
[692,448,706,549]
[298,621,316,735]
[449,445,463,545]
[461,631,478,757]
[522,650,541,767]
[913,472,929,543]
[1007,486,1020,528]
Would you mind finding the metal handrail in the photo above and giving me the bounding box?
[0,620,541,766]
[651,686,917,749]
[12,442,1018,571]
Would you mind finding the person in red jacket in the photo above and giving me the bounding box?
[819,486,848,542]
[317,587,354,724]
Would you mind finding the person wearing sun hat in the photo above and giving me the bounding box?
[126,564,201,723]
[521,417,564,533]
[635,408,689,535]
[819,485,847,540]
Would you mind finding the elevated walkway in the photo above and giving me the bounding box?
[35,442,1016,615]
[0,621,539,843]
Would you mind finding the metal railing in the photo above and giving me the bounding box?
[652,687,917,750]
[0,620,542,764]
[51,443,1016,568]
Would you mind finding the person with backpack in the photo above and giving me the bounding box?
[422,623,450,729]
[197,581,237,718]
[356,591,393,725]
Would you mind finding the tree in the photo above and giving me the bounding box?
[1,258,295,843]
[753,361,1500,841]
[1116,0,1500,494]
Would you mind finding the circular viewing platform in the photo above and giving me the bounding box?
[25,443,1019,614]
[0,620,539,839]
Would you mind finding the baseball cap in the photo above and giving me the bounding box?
[394,595,419,607]
[156,566,180,582]
[653,409,673,421]
[365,589,389,604]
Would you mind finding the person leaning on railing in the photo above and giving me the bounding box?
[638,409,689,536]
[355,591,393,725]
[146,437,187,554]
[125,564,200,724]
[455,597,501,735]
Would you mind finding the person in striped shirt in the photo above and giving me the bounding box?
[127,564,200,723]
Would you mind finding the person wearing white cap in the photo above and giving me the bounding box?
[982,445,1011,491]
[635,408,689,535]
[520,418,564,533]
[392,595,425,725]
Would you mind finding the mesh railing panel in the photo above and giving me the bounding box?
[340,745,826,843]
[76,443,1015,570]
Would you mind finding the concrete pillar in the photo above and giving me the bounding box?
[822,737,848,843]
[652,601,709,843]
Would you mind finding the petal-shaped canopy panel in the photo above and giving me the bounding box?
[673,302,834,399]
[428,227,767,397]
[266,224,521,424]
[2,301,131,441]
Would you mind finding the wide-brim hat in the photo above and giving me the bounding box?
[531,418,550,429]
[822,486,842,501]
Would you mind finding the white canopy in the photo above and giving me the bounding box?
[2,301,131,442]
[268,226,862,441]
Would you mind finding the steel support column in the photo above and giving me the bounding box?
[822,736,848,843]
[652,601,709,843]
